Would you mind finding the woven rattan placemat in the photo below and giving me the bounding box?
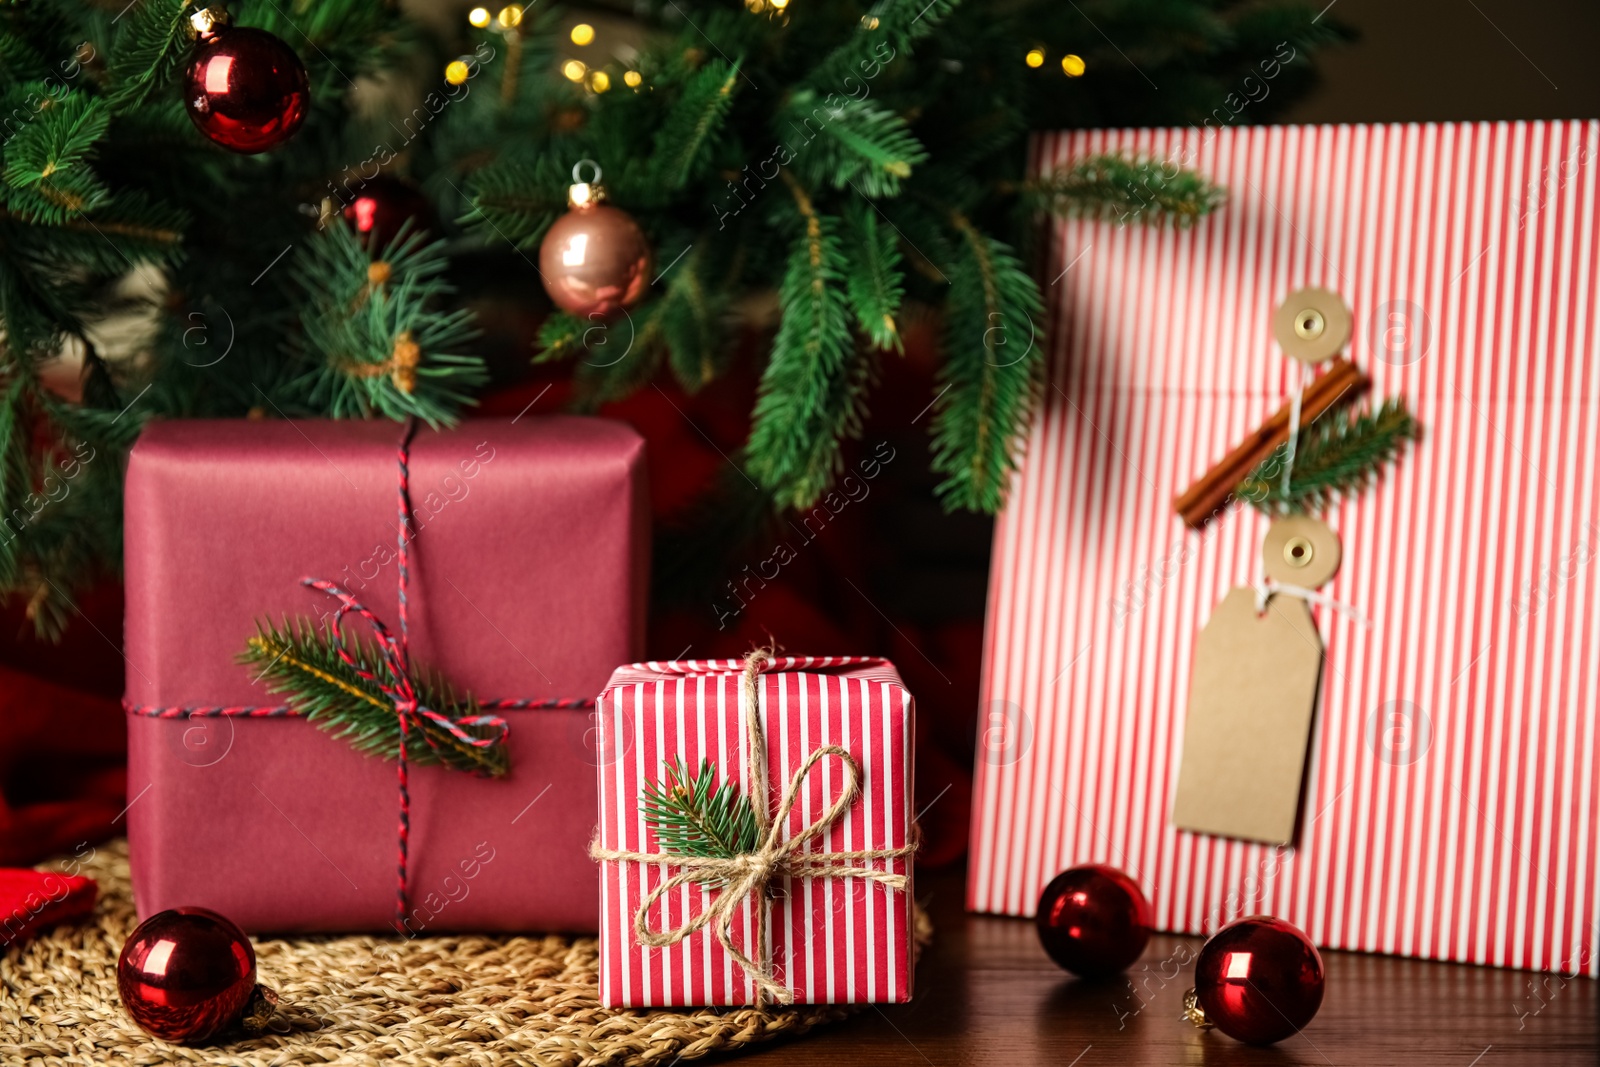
[3,840,927,1066]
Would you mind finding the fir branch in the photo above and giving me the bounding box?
[534,311,592,363]
[240,618,508,778]
[2,91,110,191]
[462,157,569,251]
[841,200,904,352]
[641,757,760,871]
[803,0,961,90]
[745,175,868,511]
[783,93,927,199]
[0,376,30,589]
[1024,154,1226,227]
[105,0,194,111]
[658,244,727,392]
[1237,398,1422,513]
[651,58,741,191]
[930,213,1044,512]
[290,223,485,427]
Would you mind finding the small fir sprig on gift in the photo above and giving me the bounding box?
[1237,398,1422,513]
[641,757,760,882]
[1020,154,1229,227]
[239,617,508,777]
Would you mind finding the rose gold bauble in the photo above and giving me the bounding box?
[538,166,651,320]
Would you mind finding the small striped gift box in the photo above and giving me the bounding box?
[594,657,916,1007]
[969,120,1599,976]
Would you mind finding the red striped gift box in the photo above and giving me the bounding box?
[969,121,1599,977]
[594,657,915,1007]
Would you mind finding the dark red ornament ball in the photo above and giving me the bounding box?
[1193,915,1325,1044]
[1035,864,1152,978]
[343,176,437,249]
[185,25,309,154]
[118,907,260,1044]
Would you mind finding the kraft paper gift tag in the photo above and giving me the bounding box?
[1173,516,1342,845]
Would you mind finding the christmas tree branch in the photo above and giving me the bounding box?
[1237,398,1422,513]
[240,618,509,778]
[930,212,1044,512]
[641,757,760,877]
[842,200,905,352]
[745,173,867,511]
[106,0,194,111]
[1023,154,1227,227]
[290,223,485,427]
[652,58,742,190]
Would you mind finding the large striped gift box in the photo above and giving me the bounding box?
[968,120,1599,976]
[595,657,915,1006]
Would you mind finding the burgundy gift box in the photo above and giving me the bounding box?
[124,417,648,934]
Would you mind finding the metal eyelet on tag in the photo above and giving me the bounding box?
[1273,287,1352,364]
[1294,308,1326,342]
[1283,535,1315,568]
[1263,516,1341,588]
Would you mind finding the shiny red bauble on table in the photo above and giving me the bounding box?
[184,24,309,154]
[538,197,652,320]
[117,906,271,1044]
[1191,915,1325,1044]
[1035,864,1152,978]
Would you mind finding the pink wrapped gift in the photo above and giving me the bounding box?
[124,417,647,934]
[594,656,916,1007]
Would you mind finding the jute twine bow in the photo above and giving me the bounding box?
[591,648,917,1006]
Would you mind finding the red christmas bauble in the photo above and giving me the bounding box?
[1035,864,1152,978]
[185,24,309,154]
[539,190,651,320]
[1192,915,1324,1044]
[343,176,437,250]
[118,907,273,1044]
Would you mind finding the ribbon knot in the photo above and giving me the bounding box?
[592,649,916,1006]
[300,577,512,766]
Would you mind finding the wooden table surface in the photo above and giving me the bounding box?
[752,869,1597,1067]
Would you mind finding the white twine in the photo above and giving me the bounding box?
[1254,580,1373,629]
[1280,361,1312,503]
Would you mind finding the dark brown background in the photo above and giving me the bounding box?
[1287,0,1600,123]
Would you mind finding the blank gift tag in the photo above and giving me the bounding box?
[1173,517,1341,844]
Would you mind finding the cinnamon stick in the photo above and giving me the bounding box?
[1174,358,1370,528]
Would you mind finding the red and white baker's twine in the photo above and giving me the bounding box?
[126,417,594,930]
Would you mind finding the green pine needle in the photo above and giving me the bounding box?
[784,92,928,199]
[290,223,486,427]
[1237,398,1422,513]
[930,215,1045,513]
[652,58,743,191]
[842,200,905,352]
[105,0,193,111]
[239,617,508,778]
[746,181,868,510]
[641,757,761,875]
[1025,154,1227,227]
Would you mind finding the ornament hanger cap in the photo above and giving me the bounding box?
[189,4,232,39]
[569,159,607,208]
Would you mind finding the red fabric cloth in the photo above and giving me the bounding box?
[0,867,97,947]
[0,665,126,867]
